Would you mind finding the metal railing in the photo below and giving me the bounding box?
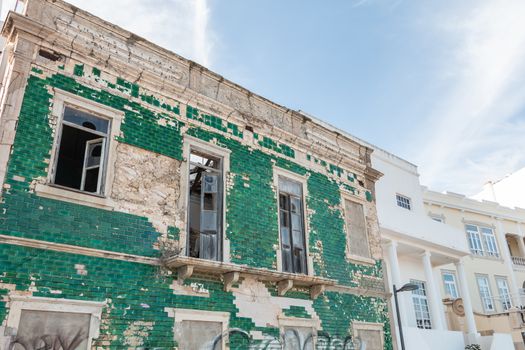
[512,256,525,266]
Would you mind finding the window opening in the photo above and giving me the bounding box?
[188,150,223,261]
[53,107,109,195]
[279,177,307,274]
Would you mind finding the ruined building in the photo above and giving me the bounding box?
[0,0,391,348]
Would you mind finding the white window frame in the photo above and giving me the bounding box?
[410,279,432,329]
[180,135,231,262]
[465,224,500,258]
[35,89,122,210]
[4,295,105,349]
[396,194,411,210]
[495,276,512,311]
[273,167,313,276]
[278,315,320,349]
[466,225,484,256]
[351,321,384,350]
[170,308,229,349]
[476,274,495,313]
[441,270,460,299]
[481,227,499,257]
[342,192,374,265]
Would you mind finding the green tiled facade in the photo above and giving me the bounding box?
[0,2,392,348]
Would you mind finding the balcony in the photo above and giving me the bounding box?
[512,256,525,266]
[506,234,525,268]
[163,255,337,299]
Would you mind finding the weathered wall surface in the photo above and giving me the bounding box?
[0,0,392,348]
[112,142,183,235]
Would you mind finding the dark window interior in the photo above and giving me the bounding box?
[54,125,99,191]
[279,178,307,274]
[53,107,108,194]
[188,150,223,261]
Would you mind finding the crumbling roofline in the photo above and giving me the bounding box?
[3,0,376,161]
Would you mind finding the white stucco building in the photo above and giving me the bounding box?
[371,146,516,350]
[423,186,525,350]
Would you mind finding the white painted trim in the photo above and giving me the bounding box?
[41,88,123,202]
[278,315,320,329]
[180,135,231,262]
[395,193,412,210]
[169,308,230,349]
[423,190,525,224]
[463,220,496,230]
[6,295,105,349]
[351,321,384,350]
[475,273,496,313]
[428,211,446,223]
[273,166,313,276]
[346,254,376,266]
[34,183,115,210]
[440,269,460,298]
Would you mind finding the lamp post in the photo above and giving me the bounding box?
[393,283,419,350]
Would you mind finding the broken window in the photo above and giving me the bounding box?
[279,177,307,274]
[53,106,109,195]
[187,150,223,261]
[345,199,371,259]
[10,310,90,350]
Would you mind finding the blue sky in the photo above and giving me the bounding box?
[3,0,525,195]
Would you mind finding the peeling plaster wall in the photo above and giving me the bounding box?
[232,277,319,328]
[112,142,182,234]
[0,0,393,348]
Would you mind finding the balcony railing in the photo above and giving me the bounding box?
[512,256,525,266]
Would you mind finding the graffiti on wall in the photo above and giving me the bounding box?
[7,325,370,350]
[207,328,367,350]
[7,310,90,350]
[8,331,88,350]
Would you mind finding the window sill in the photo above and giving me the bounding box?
[469,253,502,262]
[35,183,115,210]
[163,256,337,299]
[346,254,376,266]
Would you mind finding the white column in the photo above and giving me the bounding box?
[421,251,445,330]
[386,241,409,326]
[455,260,477,336]
[495,219,521,306]
[517,236,525,259]
[517,223,525,259]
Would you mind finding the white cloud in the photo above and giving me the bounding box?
[1,0,18,20]
[412,0,525,195]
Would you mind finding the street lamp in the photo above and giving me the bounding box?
[393,283,419,350]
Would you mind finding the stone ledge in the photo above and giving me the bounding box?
[35,183,115,210]
[163,255,336,299]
